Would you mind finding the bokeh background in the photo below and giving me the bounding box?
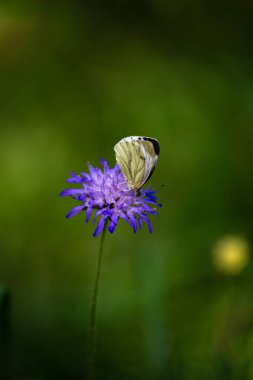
[0,1,253,379]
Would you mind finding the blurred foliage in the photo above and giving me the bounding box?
[0,0,253,379]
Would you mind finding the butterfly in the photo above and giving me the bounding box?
[114,136,160,193]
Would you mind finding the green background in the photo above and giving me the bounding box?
[0,1,253,379]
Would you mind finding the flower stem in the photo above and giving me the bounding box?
[88,225,107,380]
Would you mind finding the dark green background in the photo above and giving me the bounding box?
[0,1,253,379]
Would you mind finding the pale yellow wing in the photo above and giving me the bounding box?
[114,137,159,190]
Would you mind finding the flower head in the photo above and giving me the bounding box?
[60,159,161,237]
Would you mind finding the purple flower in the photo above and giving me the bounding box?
[60,159,161,237]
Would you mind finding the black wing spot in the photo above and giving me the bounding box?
[147,138,160,155]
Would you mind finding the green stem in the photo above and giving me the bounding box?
[88,225,107,380]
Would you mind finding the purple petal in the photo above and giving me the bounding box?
[100,158,109,170]
[141,203,153,213]
[141,215,153,233]
[66,172,81,183]
[66,205,85,218]
[60,189,83,197]
[108,223,117,233]
[86,207,93,223]
[144,199,159,205]
[144,195,158,203]
[149,210,158,216]
[94,209,111,218]
[119,212,133,228]
[108,215,118,234]
[93,217,108,237]
[128,214,137,233]
[89,164,102,180]
[77,194,86,201]
[88,163,95,174]
[81,172,91,180]
[143,186,157,194]
[92,209,110,225]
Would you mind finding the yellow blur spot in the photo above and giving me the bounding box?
[213,236,250,275]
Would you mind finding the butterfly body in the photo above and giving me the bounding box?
[114,136,160,192]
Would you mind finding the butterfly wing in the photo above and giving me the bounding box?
[138,140,159,188]
[114,137,159,190]
[114,139,143,189]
